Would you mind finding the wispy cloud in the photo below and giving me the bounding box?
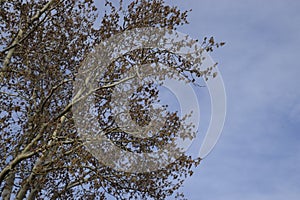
[169,0,300,199]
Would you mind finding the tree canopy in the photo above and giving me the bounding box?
[0,0,223,199]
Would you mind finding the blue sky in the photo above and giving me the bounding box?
[95,0,300,199]
[169,0,300,199]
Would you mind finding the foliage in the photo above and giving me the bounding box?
[0,0,223,199]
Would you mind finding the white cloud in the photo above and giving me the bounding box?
[167,0,300,199]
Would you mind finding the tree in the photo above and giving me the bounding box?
[0,0,223,199]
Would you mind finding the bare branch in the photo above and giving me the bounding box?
[0,0,57,81]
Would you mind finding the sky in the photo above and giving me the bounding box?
[169,0,300,199]
[95,0,300,199]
